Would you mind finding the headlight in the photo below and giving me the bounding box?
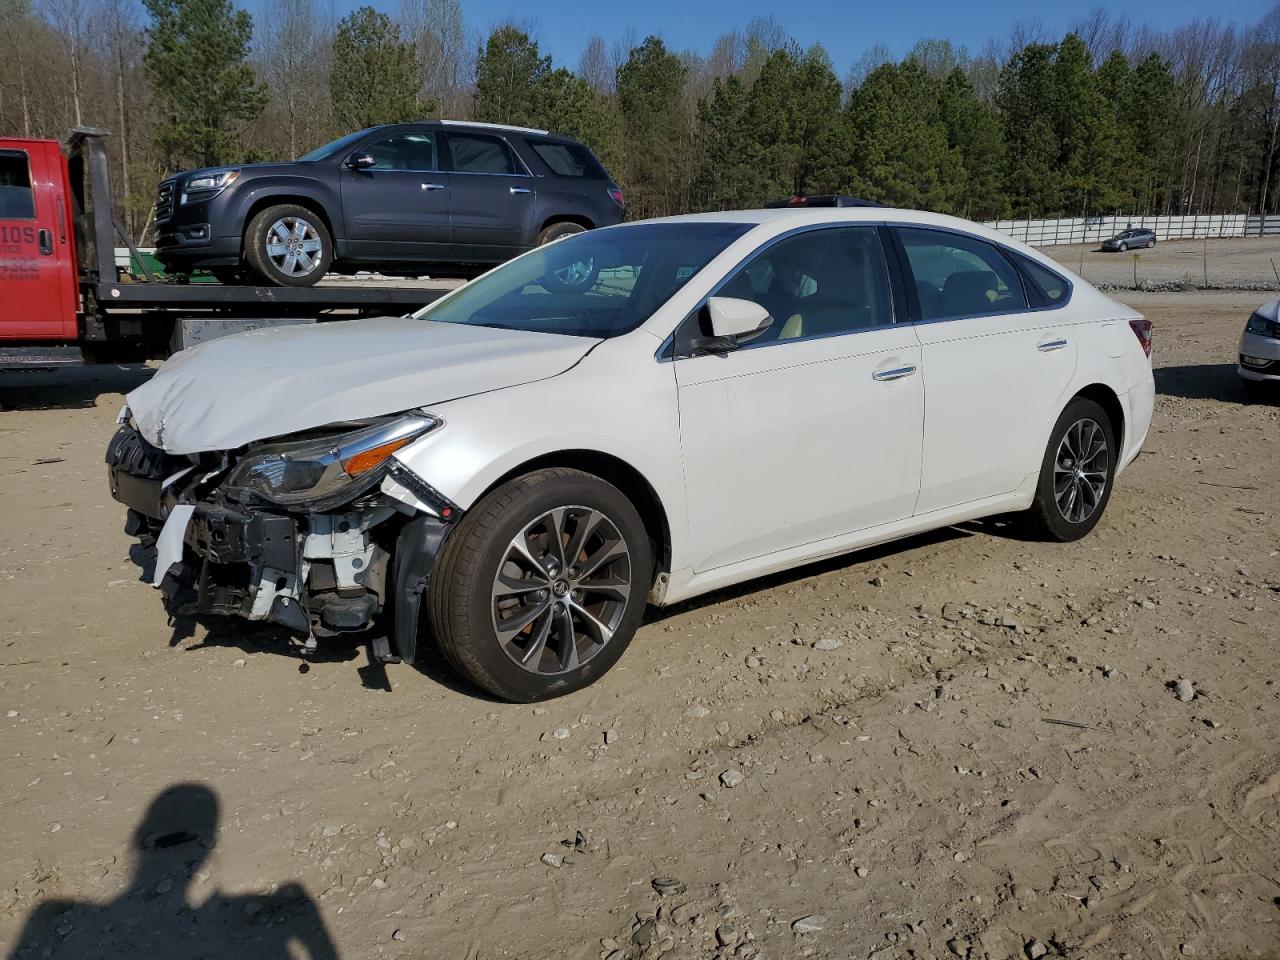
[225,414,439,508]
[1245,311,1279,339]
[181,169,239,202]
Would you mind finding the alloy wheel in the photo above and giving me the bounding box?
[265,217,324,278]
[1054,418,1109,524]
[553,257,596,289]
[490,506,632,675]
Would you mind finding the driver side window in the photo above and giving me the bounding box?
[364,133,438,171]
[715,226,894,344]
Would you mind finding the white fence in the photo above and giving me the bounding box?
[984,213,1280,247]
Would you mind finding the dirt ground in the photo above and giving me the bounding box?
[1045,237,1280,292]
[1,289,1278,960]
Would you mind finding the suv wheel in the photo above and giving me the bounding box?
[537,222,599,293]
[427,468,653,701]
[244,204,333,287]
[1021,397,1117,542]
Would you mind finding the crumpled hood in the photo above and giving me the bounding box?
[128,316,597,454]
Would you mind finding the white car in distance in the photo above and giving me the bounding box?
[108,208,1156,701]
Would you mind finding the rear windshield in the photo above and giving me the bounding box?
[529,141,608,179]
[415,221,751,338]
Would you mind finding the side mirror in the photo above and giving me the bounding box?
[690,297,772,354]
[346,153,375,170]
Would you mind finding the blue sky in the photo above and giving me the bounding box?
[319,0,1274,72]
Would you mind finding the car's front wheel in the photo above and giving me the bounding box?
[427,468,653,701]
[244,204,333,287]
[1021,397,1117,542]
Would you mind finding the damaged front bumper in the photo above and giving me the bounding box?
[106,422,455,661]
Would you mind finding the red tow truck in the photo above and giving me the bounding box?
[0,129,442,368]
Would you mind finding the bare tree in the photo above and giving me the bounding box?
[845,43,891,93]
[578,34,610,93]
[256,0,332,157]
[399,0,470,116]
[42,0,90,125]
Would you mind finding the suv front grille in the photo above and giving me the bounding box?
[155,180,175,222]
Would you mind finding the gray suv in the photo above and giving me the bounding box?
[153,121,625,286]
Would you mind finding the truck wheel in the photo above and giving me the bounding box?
[427,468,653,702]
[244,204,332,287]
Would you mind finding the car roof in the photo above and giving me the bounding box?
[366,120,580,144]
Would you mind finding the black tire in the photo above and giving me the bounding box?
[1020,397,1118,542]
[243,203,333,287]
[1146,239,1155,248]
[427,468,653,702]
[537,221,587,246]
[1117,242,1127,252]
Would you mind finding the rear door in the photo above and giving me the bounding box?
[441,130,538,261]
[339,130,452,261]
[0,143,76,340]
[893,226,1078,515]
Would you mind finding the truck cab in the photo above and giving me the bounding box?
[0,138,78,345]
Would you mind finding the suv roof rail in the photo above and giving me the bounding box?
[439,119,551,137]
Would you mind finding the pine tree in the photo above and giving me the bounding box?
[330,7,427,131]
[695,74,758,209]
[143,0,266,169]
[616,36,690,218]
[997,43,1060,217]
[846,59,959,211]
[939,67,1005,219]
[473,25,552,127]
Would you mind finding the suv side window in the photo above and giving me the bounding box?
[364,133,438,172]
[446,133,520,175]
[0,150,35,219]
[896,227,1027,321]
[713,226,894,343]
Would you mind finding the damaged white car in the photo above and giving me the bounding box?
[108,210,1155,701]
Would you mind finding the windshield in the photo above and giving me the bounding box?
[414,222,752,338]
[299,128,376,162]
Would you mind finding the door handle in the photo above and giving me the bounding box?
[1037,338,1069,352]
[37,229,53,256]
[420,182,446,191]
[872,365,916,382]
[509,187,532,195]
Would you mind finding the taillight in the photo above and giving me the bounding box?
[607,186,624,208]
[1128,317,1153,357]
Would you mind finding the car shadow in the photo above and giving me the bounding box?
[0,363,153,412]
[3,782,339,959]
[1154,362,1271,403]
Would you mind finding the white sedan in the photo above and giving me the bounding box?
[1239,299,1280,399]
[108,209,1156,701]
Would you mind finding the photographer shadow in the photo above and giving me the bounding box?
[5,783,338,960]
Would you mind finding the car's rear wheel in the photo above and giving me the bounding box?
[244,204,333,287]
[427,468,653,701]
[1021,397,1117,542]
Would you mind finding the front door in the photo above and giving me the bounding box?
[441,131,537,261]
[892,226,1079,515]
[674,226,924,573]
[0,143,76,340]
[339,130,452,262]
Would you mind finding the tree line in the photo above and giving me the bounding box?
[3,0,1279,239]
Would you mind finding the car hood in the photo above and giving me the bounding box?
[127,316,598,455]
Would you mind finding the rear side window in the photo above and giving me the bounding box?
[896,227,1027,321]
[447,133,519,174]
[1016,255,1070,307]
[529,142,607,179]
[0,150,35,220]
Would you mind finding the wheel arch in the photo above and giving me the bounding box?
[478,449,672,582]
[539,214,594,235]
[1073,382,1125,451]
[241,193,338,255]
